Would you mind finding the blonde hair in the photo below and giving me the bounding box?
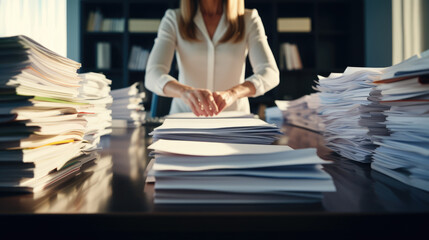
[178,0,245,43]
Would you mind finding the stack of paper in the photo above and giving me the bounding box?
[110,82,146,128]
[165,110,255,119]
[150,117,283,144]
[369,50,429,192]
[275,93,325,132]
[78,72,113,149]
[316,67,384,162]
[0,35,97,193]
[147,139,336,204]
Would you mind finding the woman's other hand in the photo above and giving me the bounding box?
[180,88,219,117]
[212,90,237,113]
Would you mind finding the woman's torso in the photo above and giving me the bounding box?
[169,8,254,114]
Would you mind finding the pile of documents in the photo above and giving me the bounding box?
[275,93,325,132]
[110,82,146,128]
[78,72,113,149]
[150,117,283,144]
[369,50,429,192]
[147,139,335,204]
[0,35,105,193]
[165,110,255,119]
[316,67,384,162]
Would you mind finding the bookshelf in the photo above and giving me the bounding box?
[80,0,364,113]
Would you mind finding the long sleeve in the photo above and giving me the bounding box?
[144,9,178,96]
[245,9,280,97]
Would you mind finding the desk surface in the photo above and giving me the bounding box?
[1,124,428,236]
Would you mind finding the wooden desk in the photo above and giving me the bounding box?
[0,125,428,238]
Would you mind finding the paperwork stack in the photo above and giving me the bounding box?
[316,67,384,162]
[0,35,97,193]
[150,117,283,144]
[78,72,113,149]
[110,82,146,128]
[275,93,325,132]
[369,50,429,192]
[147,139,336,204]
[165,110,255,119]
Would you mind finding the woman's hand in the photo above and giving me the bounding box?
[212,90,237,113]
[180,88,219,117]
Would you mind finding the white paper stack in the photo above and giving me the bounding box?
[78,72,113,149]
[275,93,325,132]
[150,117,283,144]
[110,82,146,128]
[147,139,336,204]
[165,110,255,119]
[316,67,384,162]
[0,35,99,193]
[369,50,429,192]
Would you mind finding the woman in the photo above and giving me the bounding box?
[145,0,279,117]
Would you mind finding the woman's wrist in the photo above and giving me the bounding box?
[163,81,194,98]
[178,85,193,98]
[227,88,238,101]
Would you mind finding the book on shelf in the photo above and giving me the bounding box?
[128,46,150,71]
[279,42,303,70]
[129,19,161,33]
[87,9,124,32]
[96,42,111,69]
[101,18,124,32]
[277,17,311,32]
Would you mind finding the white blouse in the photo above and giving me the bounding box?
[145,7,279,114]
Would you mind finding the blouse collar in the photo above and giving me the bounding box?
[193,5,227,45]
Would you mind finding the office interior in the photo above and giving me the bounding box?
[0,0,429,238]
[65,0,429,117]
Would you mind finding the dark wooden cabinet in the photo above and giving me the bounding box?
[80,0,364,113]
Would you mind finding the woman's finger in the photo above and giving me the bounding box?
[207,94,219,115]
[188,98,201,116]
[195,91,212,116]
[186,92,203,116]
[193,93,208,117]
[217,99,226,112]
[211,92,223,112]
